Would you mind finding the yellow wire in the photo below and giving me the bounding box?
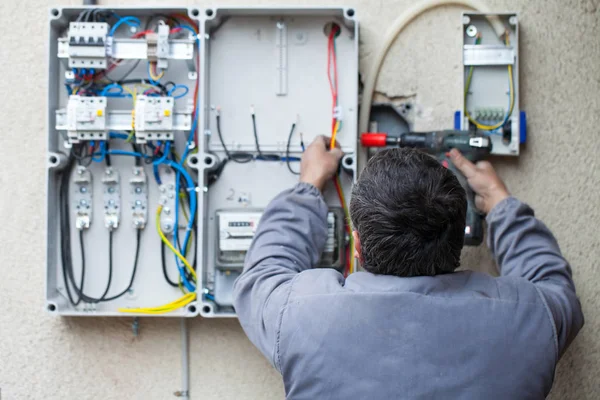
[330,120,340,149]
[156,205,197,280]
[118,293,196,314]
[329,121,355,275]
[149,62,165,81]
[464,33,515,131]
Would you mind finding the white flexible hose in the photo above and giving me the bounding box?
[358,0,506,134]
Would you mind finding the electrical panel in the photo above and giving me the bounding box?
[459,13,522,155]
[46,6,358,318]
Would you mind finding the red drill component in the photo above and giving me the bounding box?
[360,133,388,147]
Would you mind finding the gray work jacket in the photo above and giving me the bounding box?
[233,183,584,399]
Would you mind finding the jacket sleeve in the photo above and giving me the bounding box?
[233,182,328,371]
[487,197,584,359]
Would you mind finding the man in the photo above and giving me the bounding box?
[233,136,584,399]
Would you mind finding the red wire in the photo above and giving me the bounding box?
[172,14,199,33]
[132,30,154,39]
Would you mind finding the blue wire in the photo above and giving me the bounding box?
[64,84,72,97]
[100,83,127,97]
[204,293,215,301]
[104,150,147,158]
[91,142,106,162]
[162,160,197,292]
[152,142,171,166]
[109,132,129,140]
[167,84,189,99]
[108,16,141,37]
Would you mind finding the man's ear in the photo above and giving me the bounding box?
[352,230,362,263]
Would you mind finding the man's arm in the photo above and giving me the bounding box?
[450,149,584,359]
[486,197,584,358]
[233,136,342,371]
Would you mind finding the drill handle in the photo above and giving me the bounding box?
[444,156,484,246]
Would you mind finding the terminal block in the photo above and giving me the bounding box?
[67,22,109,69]
[158,165,177,235]
[73,166,93,230]
[134,96,175,143]
[129,167,148,229]
[147,23,170,70]
[102,167,120,230]
[66,96,107,143]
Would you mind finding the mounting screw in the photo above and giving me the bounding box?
[106,169,113,175]
[108,187,115,194]
[135,187,142,194]
[135,200,142,206]
[80,187,87,193]
[466,25,478,37]
[80,200,88,207]
[164,207,171,215]
[164,224,172,231]
[133,169,140,175]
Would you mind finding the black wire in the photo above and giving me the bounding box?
[131,143,142,166]
[60,156,84,306]
[102,229,142,301]
[104,60,141,83]
[105,141,112,166]
[71,144,93,167]
[252,113,280,161]
[215,114,253,163]
[161,241,180,288]
[285,123,299,175]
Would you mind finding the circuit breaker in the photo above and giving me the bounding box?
[46,6,358,318]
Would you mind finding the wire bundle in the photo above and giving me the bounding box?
[326,25,354,277]
[61,11,202,315]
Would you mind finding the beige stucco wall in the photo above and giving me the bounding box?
[0,0,598,398]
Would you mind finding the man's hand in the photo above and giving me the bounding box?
[449,148,510,214]
[300,136,343,191]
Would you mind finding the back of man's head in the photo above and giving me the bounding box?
[350,148,467,277]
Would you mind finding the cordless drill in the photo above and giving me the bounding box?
[360,130,492,246]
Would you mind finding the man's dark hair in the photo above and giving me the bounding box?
[350,148,467,277]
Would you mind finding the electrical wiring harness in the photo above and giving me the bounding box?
[59,10,201,315]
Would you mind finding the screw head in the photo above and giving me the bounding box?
[106,169,112,175]
[164,224,172,231]
[108,187,115,193]
[135,200,142,206]
[135,187,142,194]
[134,169,140,175]
[80,199,87,206]
[108,199,115,206]
[80,187,87,193]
